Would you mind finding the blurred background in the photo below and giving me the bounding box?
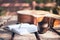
[0,0,60,27]
[0,0,60,16]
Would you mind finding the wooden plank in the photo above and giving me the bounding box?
[39,31,60,40]
[0,29,12,40]
[13,34,36,40]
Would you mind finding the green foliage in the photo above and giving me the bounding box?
[24,0,46,3]
[36,0,44,3]
[24,0,53,3]
[0,7,4,11]
[0,7,6,16]
[24,0,31,3]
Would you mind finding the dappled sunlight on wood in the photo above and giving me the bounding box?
[0,3,30,7]
[14,3,21,6]
[1,3,10,7]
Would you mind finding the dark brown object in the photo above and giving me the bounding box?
[38,17,49,34]
[0,24,3,28]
